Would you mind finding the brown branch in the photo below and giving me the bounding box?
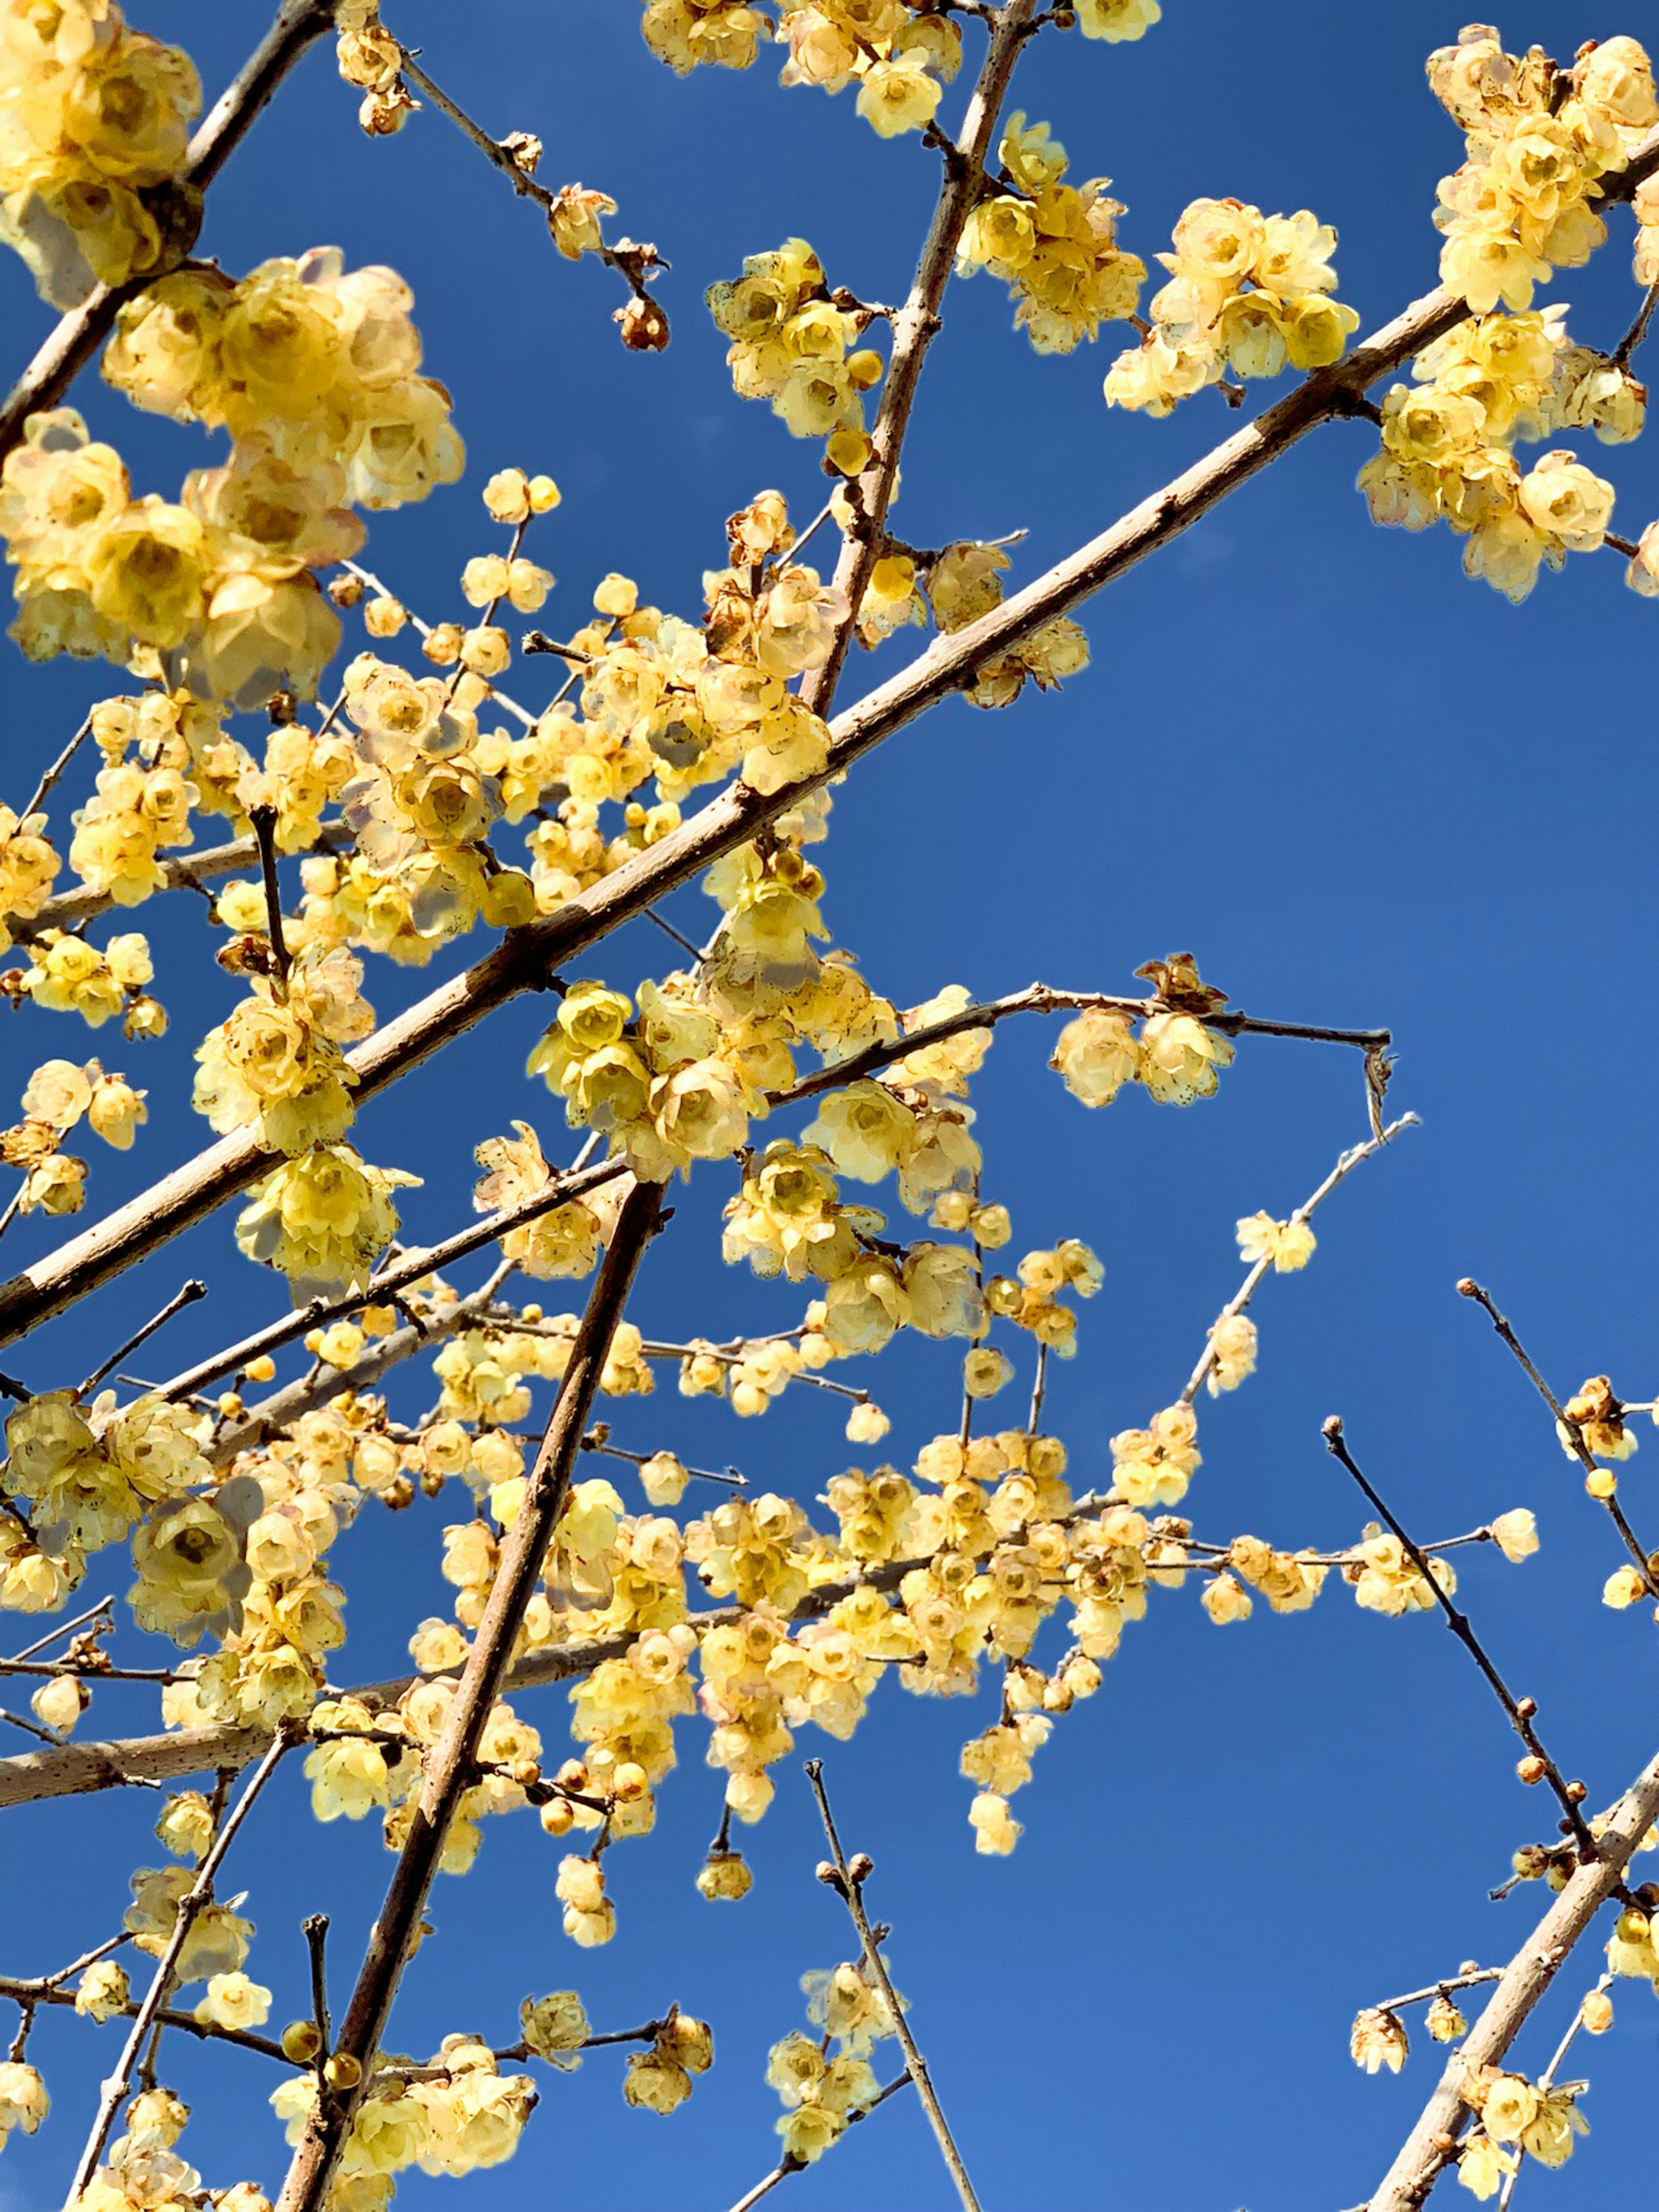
[0,0,341,462]
[1612,279,1659,368]
[1364,1743,1659,2212]
[1322,1417,1595,1856]
[0,1971,288,2064]
[271,1177,664,2212]
[804,1759,981,2212]
[7,120,1659,1347]
[15,716,93,828]
[800,0,1042,715]
[10,821,354,945]
[79,1279,205,1399]
[0,1112,1418,1813]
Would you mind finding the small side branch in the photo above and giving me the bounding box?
[1322,1417,1594,1856]
[803,1759,982,2212]
[62,1729,292,2202]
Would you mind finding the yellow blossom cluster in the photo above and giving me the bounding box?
[1051,1003,1236,1108]
[1106,197,1357,415]
[194,945,373,1155]
[957,114,1145,356]
[643,0,960,143]
[3,923,159,1033]
[0,801,58,941]
[764,1959,897,2163]
[2,1052,143,1216]
[1457,2066,1588,2188]
[1427,29,1656,315]
[1360,307,1635,601]
[233,1143,418,1303]
[0,0,200,309]
[273,2036,536,2189]
[707,240,884,471]
[1,1385,209,1563]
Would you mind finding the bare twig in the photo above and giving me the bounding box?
[803,1759,982,2212]
[249,806,292,985]
[272,1178,664,2212]
[1612,279,1659,367]
[15,716,93,827]
[1322,1417,1594,1855]
[800,0,1043,715]
[1369,1965,1503,2014]
[79,1280,205,1399]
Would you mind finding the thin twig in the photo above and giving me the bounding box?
[803,1759,982,2212]
[16,715,93,826]
[62,1730,292,2203]
[1612,279,1659,367]
[1458,1279,1659,1599]
[79,1281,206,1399]
[723,2075,912,2212]
[1322,1417,1594,1854]
[248,806,292,984]
[1182,1116,1418,1402]
[0,1970,287,2064]
[1369,1965,1503,2013]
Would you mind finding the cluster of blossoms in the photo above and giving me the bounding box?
[2,922,160,1033]
[1428,29,1656,315]
[0,798,58,940]
[639,0,1160,119]
[273,2035,537,2199]
[0,238,459,705]
[1360,307,1638,600]
[0,1050,143,1217]
[958,114,1145,356]
[1105,197,1357,415]
[764,1959,899,2162]
[707,239,884,470]
[0,0,200,309]
[1050,959,1239,1109]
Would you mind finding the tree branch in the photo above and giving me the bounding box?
[1363,1744,1659,2212]
[7,122,1658,1346]
[804,1759,981,2212]
[271,1177,664,2212]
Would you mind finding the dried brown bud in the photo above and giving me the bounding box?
[328,574,364,609]
[847,1851,874,1884]
[615,295,670,353]
[216,933,279,979]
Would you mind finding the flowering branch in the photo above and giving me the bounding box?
[724,2074,912,2212]
[1458,1278,1659,1599]
[10,113,1659,1346]
[0,0,342,461]
[800,0,1042,715]
[1364,1744,1659,2212]
[1322,1417,1595,1856]
[271,1177,664,2212]
[63,1729,292,2202]
[804,1758,982,2212]
[0,1969,288,2064]
[1180,1115,1417,1403]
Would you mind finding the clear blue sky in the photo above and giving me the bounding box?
[3,4,1658,2208]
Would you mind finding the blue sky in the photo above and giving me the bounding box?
[3,3,1658,2208]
